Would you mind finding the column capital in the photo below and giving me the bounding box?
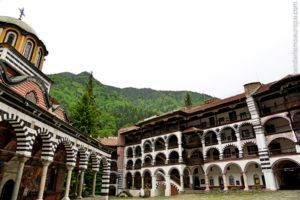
[66,165,74,171]
[17,155,30,163]
[42,160,52,166]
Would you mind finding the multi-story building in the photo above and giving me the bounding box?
[116,74,300,197]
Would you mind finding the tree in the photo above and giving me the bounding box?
[184,92,192,108]
[71,72,102,138]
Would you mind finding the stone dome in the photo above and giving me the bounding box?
[0,16,37,35]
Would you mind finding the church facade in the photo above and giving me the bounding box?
[0,16,112,200]
[116,74,300,197]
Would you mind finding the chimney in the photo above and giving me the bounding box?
[243,82,261,97]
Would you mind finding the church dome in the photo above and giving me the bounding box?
[0,16,37,36]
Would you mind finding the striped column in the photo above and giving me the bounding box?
[101,162,111,197]
[246,96,277,190]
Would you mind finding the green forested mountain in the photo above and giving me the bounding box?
[48,72,214,137]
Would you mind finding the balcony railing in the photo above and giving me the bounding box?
[186,158,203,165]
[206,156,219,162]
[240,135,256,140]
[205,140,218,146]
[265,125,291,136]
[269,147,296,156]
[169,159,179,164]
[134,165,141,170]
[200,113,251,129]
[143,162,152,167]
[155,161,165,166]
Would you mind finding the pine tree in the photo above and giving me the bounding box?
[185,92,192,108]
[71,72,102,138]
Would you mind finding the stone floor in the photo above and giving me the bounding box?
[108,190,300,200]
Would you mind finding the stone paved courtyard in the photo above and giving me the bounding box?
[108,190,300,200]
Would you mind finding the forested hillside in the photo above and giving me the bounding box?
[48,72,214,137]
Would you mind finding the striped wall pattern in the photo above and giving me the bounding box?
[78,146,89,169]
[0,107,113,197]
[53,137,76,166]
[101,160,111,196]
[0,112,31,156]
[246,96,271,170]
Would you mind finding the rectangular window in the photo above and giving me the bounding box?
[229,111,237,121]
[242,130,250,138]
[240,112,247,120]
[218,117,225,124]
[209,117,215,126]
[200,122,207,128]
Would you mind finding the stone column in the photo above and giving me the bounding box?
[75,170,80,196]
[178,142,183,163]
[37,160,52,200]
[205,174,210,191]
[63,165,74,200]
[152,143,155,166]
[92,171,98,197]
[222,174,228,191]
[263,169,277,191]
[78,169,85,199]
[235,130,243,158]
[242,172,249,191]
[151,175,156,197]
[132,176,135,189]
[217,136,223,160]
[165,144,169,164]
[201,139,207,161]
[11,156,29,200]
[180,174,184,192]
[141,176,145,196]
[189,175,194,189]
[165,175,171,196]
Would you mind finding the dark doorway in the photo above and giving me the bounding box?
[194,177,200,190]
[1,180,14,200]
[274,160,300,189]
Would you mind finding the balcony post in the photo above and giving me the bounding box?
[141,176,145,196]
[217,135,223,160]
[132,176,135,189]
[189,174,194,189]
[152,141,155,166]
[201,139,207,161]
[178,142,183,163]
[205,174,210,191]
[165,143,169,164]
[235,130,243,158]
[151,175,156,196]
[165,175,171,196]
[242,172,249,191]
[222,173,228,191]
[180,174,184,192]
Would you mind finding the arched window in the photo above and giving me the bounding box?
[209,176,214,186]
[35,48,42,68]
[4,31,18,47]
[229,175,235,185]
[253,174,260,185]
[23,40,34,60]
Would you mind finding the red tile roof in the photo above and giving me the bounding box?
[98,137,118,146]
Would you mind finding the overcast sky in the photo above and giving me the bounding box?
[0,0,298,98]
